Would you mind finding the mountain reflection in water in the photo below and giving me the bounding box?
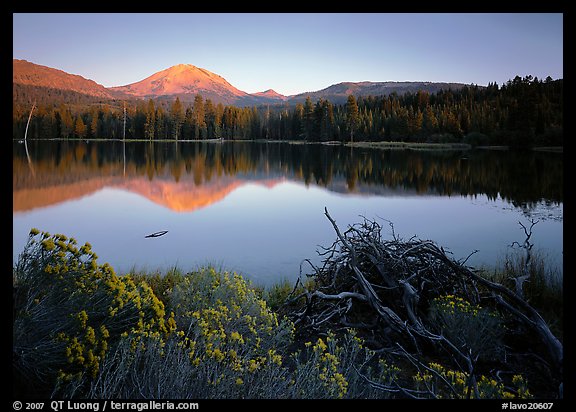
[13,140,563,214]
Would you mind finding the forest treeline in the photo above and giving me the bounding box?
[13,75,563,148]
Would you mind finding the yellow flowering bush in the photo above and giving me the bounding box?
[413,362,532,399]
[83,268,398,399]
[164,268,295,397]
[429,294,503,360]
[289,330,399,399]
[13,229,174,397]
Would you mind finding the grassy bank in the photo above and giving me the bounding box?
[13,229,562,399]
[343,141,471,150]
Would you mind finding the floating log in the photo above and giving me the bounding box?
[145,230,168,238]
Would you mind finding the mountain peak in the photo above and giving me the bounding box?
[251,89,287,100]
[109,63,248,104]
[167,63,199,72]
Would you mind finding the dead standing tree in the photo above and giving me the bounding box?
[509,219,538,299]
[288,208,562,397]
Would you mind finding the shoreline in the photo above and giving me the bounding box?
[13,137,563,153]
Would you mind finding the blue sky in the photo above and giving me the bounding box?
[13,13,563,96]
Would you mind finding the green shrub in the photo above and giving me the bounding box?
[428,295,503,361]
[262,278,294,312]
[262,277,314,314]
[489,249,563,338]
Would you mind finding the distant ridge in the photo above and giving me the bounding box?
[13,59,120,99]
[251,89,288,101]
[13,59,474,107]
[288,81,471,104]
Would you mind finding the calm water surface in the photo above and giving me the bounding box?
[13,140,563,286]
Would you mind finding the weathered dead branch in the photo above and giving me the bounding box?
[509,219,538,298]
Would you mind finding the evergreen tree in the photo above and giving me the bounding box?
[170,97,184,140]
[214,103,224,139]
[74,116,87,138]
[204,99,216,139]
[293,103,304,140]
[262,105,270,139]
[320,99,335,141]
[222,106,237,139]
[303,97,315,140]
[144,99,156,140]
[182,107,194,140]
[192,94,206,139]
[346,95,359,143]
[156,106,167,140]
[58,104,74,138]
[89,107,99,138]
[424,105,439,134]
[39,106,57,139]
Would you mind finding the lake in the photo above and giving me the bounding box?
[13,140,563,287]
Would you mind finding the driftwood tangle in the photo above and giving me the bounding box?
[288,208,562,397]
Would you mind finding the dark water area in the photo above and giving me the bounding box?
[13,140,563,286]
